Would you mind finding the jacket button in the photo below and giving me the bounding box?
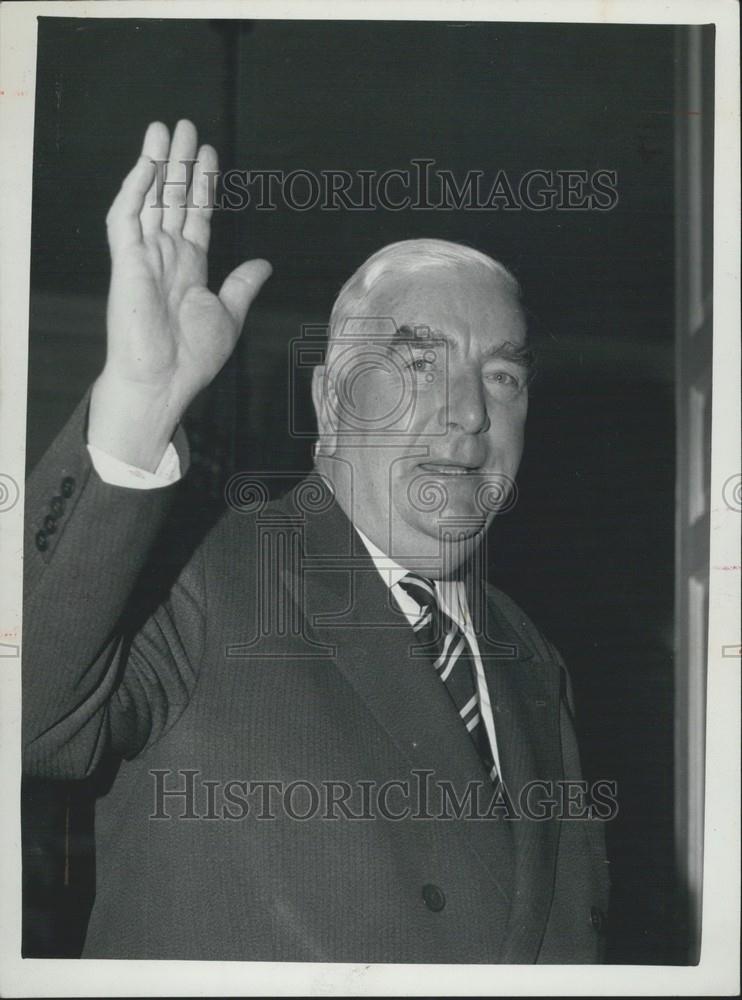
[422,883,446,912]
[61,476,76,498]
[35,529,48,551]
[590,906,605,932]
[50,495,65,517]
[43,515,57,533]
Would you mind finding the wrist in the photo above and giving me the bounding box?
[88,371,184,473]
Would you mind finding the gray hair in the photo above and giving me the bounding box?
[328,237,520,340]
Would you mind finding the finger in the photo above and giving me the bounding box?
[162,118,198,235]
[182,144,218,252]
[106,154,157,253]
[218,259,273,331]
[140,121,169,237]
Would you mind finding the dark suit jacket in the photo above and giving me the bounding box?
[23,395,610,962]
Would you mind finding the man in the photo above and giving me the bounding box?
[23,120,610,962]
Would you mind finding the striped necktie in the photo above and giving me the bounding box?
[397,573,497,781]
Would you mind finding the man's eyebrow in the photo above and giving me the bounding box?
[392,323,443,343]
[393,326,535,374]
[480,340,535,370]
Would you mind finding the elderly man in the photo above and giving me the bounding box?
[24,120,610,962]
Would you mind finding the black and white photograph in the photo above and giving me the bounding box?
[0,1,739,995]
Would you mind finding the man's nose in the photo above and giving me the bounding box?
[444,369,490,434]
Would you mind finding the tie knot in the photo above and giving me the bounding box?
[397,573,439,613]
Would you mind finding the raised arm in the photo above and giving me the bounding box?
[23,121,271,777]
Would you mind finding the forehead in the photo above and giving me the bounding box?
[368,263,526,349]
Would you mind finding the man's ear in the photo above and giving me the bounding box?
[311,365,338,456]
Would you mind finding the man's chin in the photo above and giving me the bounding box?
[404,507,489,542]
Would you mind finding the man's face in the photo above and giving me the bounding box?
[318,263,530,574]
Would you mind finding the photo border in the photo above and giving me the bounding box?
[1,1,738,995]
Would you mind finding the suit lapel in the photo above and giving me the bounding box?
[476,587,563,962]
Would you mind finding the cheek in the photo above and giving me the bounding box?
[486,403,527,455]
[340,366,414,431]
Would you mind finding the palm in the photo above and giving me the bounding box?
[109,236,231,393]
[103,119,271,414]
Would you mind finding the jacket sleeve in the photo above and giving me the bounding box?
[23,392,206,779]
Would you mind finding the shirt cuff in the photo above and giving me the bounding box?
[87,436,184,489]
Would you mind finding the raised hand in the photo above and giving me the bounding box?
[89,120,272,471]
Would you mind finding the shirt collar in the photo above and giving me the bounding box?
[354,524,410,589]
[314,469,469,628]
[354,524,469,630]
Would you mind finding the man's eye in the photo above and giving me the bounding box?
[485,370,520,388]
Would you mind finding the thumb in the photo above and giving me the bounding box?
[218,259,273,330]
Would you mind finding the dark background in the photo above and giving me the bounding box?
[26,17,681,962]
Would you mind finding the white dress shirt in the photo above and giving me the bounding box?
[353,526,503,783]
[87,442,503,781]
[87,440,183,488]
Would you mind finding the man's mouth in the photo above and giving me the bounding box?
[417,463,481,476]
